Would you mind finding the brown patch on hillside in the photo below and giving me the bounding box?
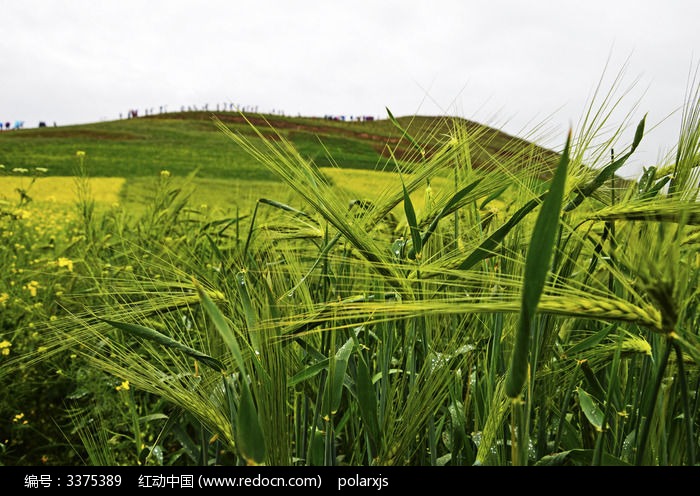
[161,111,427,145]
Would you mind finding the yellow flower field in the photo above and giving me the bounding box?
[0,177,125,205]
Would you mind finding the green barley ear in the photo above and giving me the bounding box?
[506,129,571,399]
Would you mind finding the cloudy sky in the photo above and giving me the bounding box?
[2,0,698,178]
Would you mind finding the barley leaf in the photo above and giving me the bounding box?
[401,175,422,259]
[287,232,342,296]
[386,107,425,159]
[197,275,266,465]
[98,317,225,373]
[326,337,354,416]
[288,358,330,387]
[565,323,615,356]
[236,271,258,343]
[506,130,570,398]
[353,351,381,456]
[640,176,671,200]
[258,197,317,222]
[457,195,543,271]
[535,449,629,466]
[631,113,647,151]
[421,178,484,249]
[577,387,606,432]
[236,379,266,465]
[193,278,247,376]
[564,115,645,212]
[480,184,509,209]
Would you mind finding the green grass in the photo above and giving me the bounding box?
[0,116,276,180]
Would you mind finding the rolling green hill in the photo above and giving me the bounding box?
[0,111,560,180]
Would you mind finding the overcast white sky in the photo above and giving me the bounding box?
[2,0,699,178]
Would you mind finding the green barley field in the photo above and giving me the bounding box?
[1,77,699,467]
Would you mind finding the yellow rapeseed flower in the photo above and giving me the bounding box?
[0,340,11,356]
[57,257,74,272]
[0,292,8,305]
[116,380,130,391]
[160,169,171,178]
[24,281,40,297]
[13,412,25,423]
[76,151,86,157]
